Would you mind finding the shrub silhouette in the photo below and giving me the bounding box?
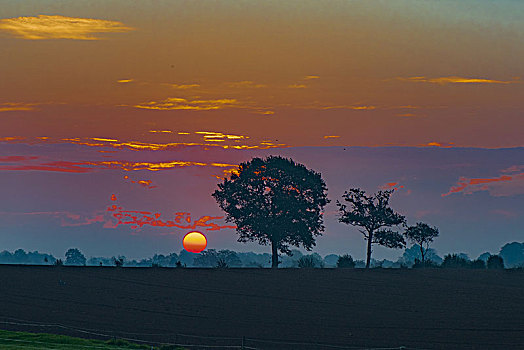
[298,256,316,268]
[53,259,63,266]
[412,258,438,268]
[470,259,486,269]
[441,254,470,268]
[113,257,124,267]
[337,254,356,268]
[216,258,229,268]
[487,255,505,269]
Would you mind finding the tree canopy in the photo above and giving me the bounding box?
[337,188,405,268]
[65,248,86,266]
[404,222,439,263]
[212,156,329,268]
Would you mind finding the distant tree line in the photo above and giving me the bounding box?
[1,243,522,269]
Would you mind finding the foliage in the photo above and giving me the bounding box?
[216,258,229,268]
[193,249,242,267]
[64,248,86,266]
[400,245,443,266]
[297,254,324,268]
[323,254,339,267]
[470,259,486,269]
[113,257,124,267]
[337,188,405,268]
[337,254,356,268]
[212,156,329,268]
[412,258,439,268]
[499,242,524,268]
[403,222,439,263]
[487,255,505,269]
[441,254,470,268]
[0,249,56,265]
[53,259,63,266]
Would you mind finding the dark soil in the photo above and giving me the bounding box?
[0,265,523,349]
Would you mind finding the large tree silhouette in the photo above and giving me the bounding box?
[212,156,329,268]
[403,222,439,264]
[337,189,405,268]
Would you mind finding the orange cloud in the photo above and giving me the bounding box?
[397,76,519,85]
[288,84,307,89]
[117,79,134,83]
[442,172,524,197]
[133,97,238,111]
[226,81,266,88]
[0,102,39,112]
[168,84,201,89]
[0,15,134,40]
[323,135,340,139]
[303,75,320,80]
[420,142,454,148]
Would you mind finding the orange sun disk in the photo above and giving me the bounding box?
[183,231,207,253]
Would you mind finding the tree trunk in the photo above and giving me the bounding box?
[271,240,279,269]
[365,233,373,268]
[420,244,425,264]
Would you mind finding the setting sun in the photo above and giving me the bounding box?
[183,231,208,253]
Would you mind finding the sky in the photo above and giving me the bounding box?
[0,0,523,261]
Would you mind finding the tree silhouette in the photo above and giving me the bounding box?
[212,156,329,268]
[337,254,356,268]
[403,222,439,264]
[487,255,505,269]
[337,189,405,268]
[64,248,86,266]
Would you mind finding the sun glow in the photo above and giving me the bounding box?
[183,231,208,253]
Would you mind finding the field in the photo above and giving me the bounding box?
[0,265,523,349]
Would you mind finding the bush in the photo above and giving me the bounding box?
[216,258,229,268]
[470,259,486,269]
[441,254,470,268]
[487,255,505,269]
[298,255,317,268]
[113,257,124,267]
[337,254,356,268]
[412,258,439,268]
[53,259,63,266]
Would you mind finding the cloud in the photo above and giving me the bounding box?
[133,97,238,111]
[288,84,307,89]
[442,169,524,197]
[303,75,320,80]
[421,142,454,148]
[323,135,340,139]
[0,15,134,40]
[226,81,266,88]
[168,84,201,89]
[117,79,134,83]
[0,102,39,112]
[396,76,519,85]
[107,195,236,231]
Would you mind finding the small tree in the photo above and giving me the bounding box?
[470,259,486,269]
[403,222,439,264]
[64,248,86,266]
[487,255,504,269]
[213,156,329,268]
[441,254,470,268]
[113,257,124,267]
[337,254,356,268]
[337,189,406,268]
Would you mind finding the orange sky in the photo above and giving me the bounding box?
[0,0,523,148]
